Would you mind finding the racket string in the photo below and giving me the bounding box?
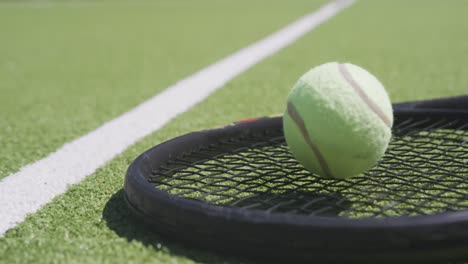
[149,117,468,218]
[343,119,467,217]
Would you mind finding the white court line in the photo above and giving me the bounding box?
[0,0,354,236]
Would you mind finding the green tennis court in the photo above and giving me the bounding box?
[1,0,467,262]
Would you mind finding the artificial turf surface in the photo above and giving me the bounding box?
[0,0,325,179]
[1,0,468,263]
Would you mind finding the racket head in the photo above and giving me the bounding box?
[124,100,468,263]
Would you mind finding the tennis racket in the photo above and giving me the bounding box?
[124,95,468,263]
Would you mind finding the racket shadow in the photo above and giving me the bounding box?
[104,188,354,263]
[227,190,352,216]
[102,189,247,263]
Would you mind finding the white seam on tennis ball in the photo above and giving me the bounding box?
[287,102,334,179]
[337,63,392,127]
[0,0,355,236]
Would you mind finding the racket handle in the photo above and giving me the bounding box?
[394,95,468,111]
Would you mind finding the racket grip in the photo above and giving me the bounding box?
[394,95,468,111]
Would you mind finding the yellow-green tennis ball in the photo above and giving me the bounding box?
[283,62,393,179]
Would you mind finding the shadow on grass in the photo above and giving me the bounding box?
[102,189,247,264]
[103,188,355,263]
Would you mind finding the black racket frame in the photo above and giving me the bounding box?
[124,96,468,263]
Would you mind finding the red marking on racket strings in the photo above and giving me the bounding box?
[235,118,260,124]
[338,63,392,128]
[287,102,334,179]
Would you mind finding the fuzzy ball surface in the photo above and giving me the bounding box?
[283,62,393,179]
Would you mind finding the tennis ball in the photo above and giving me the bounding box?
[283,62,393,179]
